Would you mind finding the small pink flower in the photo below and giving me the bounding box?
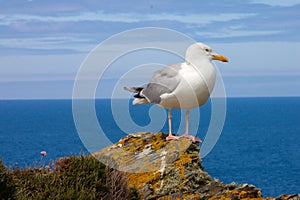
[40,151,47,157]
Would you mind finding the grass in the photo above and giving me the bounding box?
[0,156,140,200]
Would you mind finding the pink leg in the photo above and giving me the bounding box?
[166,109,179,141]
[182,109,202,143]
[184,109,190,136]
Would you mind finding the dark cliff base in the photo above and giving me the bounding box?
[95,132,299,200]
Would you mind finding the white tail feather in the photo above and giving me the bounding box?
[133,98,149,105]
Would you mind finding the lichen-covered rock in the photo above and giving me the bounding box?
[276,194,300,200]
[94,132,299,200]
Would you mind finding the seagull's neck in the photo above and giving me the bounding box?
[185,59,213,69]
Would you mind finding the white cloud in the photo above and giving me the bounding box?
[249,0,300,7]
[0,37,93,52]
[146,13,256,25]
[196,28,282,38]
[0,11,256,26]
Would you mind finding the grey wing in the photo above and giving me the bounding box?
[142,64,182,104]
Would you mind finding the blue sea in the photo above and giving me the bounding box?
[0,98,299,197]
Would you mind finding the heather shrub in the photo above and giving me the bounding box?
[0,155,140,200]
[0,158,16,199]
[11,155,107,199]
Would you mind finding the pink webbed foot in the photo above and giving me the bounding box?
[181,135,202,143]
[166,134,180,141]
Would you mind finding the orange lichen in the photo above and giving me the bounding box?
[208,197,232,200]
[177,179,189,189]
[211,190,273,200]
[172,153,193,178]
[150,132,167,150]
[157,193,201,200]
[118,137,148,153]
[127,171,161,189]
[224,189,240,198]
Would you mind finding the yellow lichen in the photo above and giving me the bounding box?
[225,189,239,197]
[127,171,161,189]
[177,179,189,189]
[209,196,234,200]
[172,153,193,178]
[150,132,167,150]
[119,137,148,153]
[239,190,249,199]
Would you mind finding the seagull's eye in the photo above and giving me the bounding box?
[205,48,210,52]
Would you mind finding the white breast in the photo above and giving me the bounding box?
[159,62,216,109]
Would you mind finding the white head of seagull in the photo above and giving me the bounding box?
[185,43,228,65]
[124,42,228,143]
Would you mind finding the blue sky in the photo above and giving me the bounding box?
[0,0,300,99]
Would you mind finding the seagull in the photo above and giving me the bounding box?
[124,43,228,142]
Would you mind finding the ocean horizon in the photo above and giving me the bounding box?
[0,97,299,197]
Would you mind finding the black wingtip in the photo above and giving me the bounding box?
[124,86,144,93]
[134,93,145,99]
[124,86,145,99]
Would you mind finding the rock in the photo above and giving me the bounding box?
[94,132,299,200]
[277,194,300,200]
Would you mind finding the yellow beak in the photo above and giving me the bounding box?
[213,54,229,62]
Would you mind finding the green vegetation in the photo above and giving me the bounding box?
[0,156,140,200]
[0,159,16,199]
